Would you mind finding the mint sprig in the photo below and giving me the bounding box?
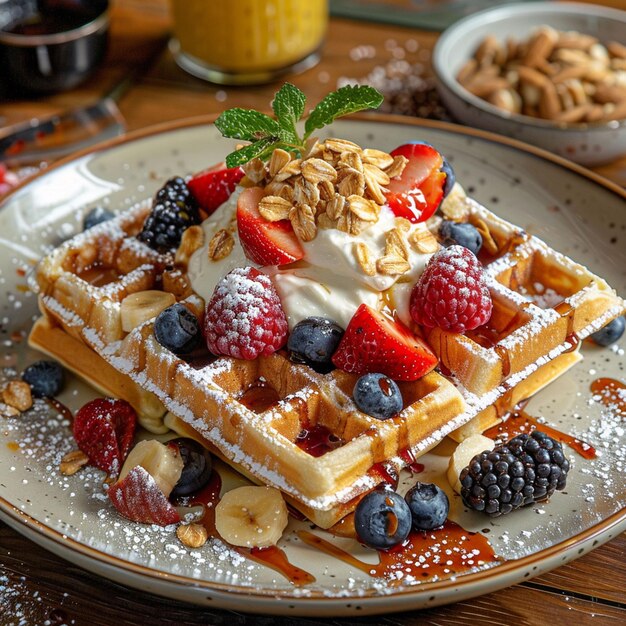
[215,84,384,168]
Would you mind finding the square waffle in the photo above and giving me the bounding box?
[29,187,625,528]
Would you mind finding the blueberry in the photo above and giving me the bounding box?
[169,438,213,497]
[287,317,344,373]
[438,220,482,255]
[405,482,449,531]
[154,303,201,355]
[83,206,115,230]
[22,360,64,398]
[354,489,412,549]
[590,316,624,346]
[441,158,455,198]
[353,373,403,419]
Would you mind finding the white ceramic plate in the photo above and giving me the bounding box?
[0,117,624,616]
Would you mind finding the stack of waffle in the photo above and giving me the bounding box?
[29,186,625,528]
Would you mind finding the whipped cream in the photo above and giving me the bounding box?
[187,189,436,329]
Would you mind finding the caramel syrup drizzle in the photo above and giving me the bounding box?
[299,521,498,584]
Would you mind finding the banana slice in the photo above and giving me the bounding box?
[447,434,495,495]
[120,290,176,332]
[119,439,184,498]
[215,486,288,548]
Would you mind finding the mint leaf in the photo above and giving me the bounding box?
[225,137,282,168]
[304,85,383,138]
[272,83,306,143]
[215,108,283,142]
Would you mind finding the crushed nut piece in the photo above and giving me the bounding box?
[177,523,208,548]
[208,229,235,261]
[354,242,377,276]
[60,450,89,476]
[2,381,33,412]
[290,204,317,242]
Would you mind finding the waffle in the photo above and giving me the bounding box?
[29,187,625,528]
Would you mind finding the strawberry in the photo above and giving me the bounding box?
[237,186,304,266]
[73,398,137,476]
[331,304,438,381]
[385,143,446,223]
[187,162,245,217]
[108,466,181,526]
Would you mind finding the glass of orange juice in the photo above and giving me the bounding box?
[169,0,328,85]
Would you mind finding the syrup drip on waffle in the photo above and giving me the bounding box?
[298,521,499,584]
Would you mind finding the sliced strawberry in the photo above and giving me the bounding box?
[187,162,245,217]
[237,186,304,266]
[108,466,181,526]
[332,304,438,381]
[385,143,445,223]
[73,398,137,476]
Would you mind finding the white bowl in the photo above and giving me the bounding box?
[433,1,626,166]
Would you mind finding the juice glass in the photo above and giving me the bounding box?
[169,0,328,85]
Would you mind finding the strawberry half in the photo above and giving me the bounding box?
[237,186,304,266]
[73,398,137,476]
[108,466,181,526]
[187,162,245,217]
[332,304,438,381]
[385,143,445,223]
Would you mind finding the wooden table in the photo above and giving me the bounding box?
[1,1,624,623]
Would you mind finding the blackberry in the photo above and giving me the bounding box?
[460,431,570,517]
[138,177,200,252]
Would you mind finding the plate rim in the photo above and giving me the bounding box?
[1,113,625,607]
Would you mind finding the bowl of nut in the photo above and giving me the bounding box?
[433,2,626,166]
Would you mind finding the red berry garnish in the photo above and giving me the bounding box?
[73,398,137,476]
[204,267,288,360]
[187,163,244,217]
[108,466,181,526]
[410,245,492,333]
[331,304,438,381]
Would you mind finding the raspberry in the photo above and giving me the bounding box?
[204,267,288,360]
[409,245,492,333]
